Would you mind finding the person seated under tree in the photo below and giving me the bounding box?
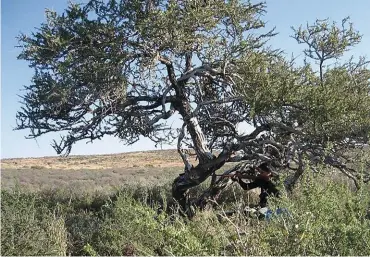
[232,162,280,208]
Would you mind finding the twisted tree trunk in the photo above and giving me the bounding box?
[166,63,235,217]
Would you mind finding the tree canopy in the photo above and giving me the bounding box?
[16,0,370,216]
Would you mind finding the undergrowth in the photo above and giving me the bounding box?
[1,173,369,256]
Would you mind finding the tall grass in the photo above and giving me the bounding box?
[1,174,369,256]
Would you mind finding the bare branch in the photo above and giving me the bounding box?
[177,124,193,172]
[192,97,243,117]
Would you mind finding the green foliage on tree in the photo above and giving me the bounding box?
[15,0,370,214]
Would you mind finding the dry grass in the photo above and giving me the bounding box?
[1,149,197,194]
[2,150,369,256]
[1,149,190,170]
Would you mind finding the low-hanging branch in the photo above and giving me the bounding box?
[15,0,370,217]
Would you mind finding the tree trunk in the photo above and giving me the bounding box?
[171,158,231,217]
[195,175,233,210]
[174,97,214,163]
[284,167,304,193]
[169,67,233,217]
[284,152,305,193]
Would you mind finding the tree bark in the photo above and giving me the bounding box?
[163,60,237,217]
[284,152,305,193]
[195,173,235,210]
[171,155,231,217]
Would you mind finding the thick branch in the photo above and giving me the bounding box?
[161,59,214,164]
[177,124,193,172]
[324,156,361,189]
[177,64,221,83]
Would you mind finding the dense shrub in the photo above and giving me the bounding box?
[229,173,370,255]
[1,190,67,256]
[1,175,369,256]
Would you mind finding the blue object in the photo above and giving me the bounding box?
[263,207,291,221]
[276,207,289,215]
[265,209,274,221]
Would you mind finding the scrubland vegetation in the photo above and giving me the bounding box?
[4,0,370,255]
[2,163,369,256]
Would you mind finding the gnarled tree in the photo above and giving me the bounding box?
[16,0,370,217]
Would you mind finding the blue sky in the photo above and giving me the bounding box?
[1,0,369,159]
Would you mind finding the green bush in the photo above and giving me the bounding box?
[1,175,369,256]
[90,193,229,255]
[1,189,67,256]
[234,174,370,255]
